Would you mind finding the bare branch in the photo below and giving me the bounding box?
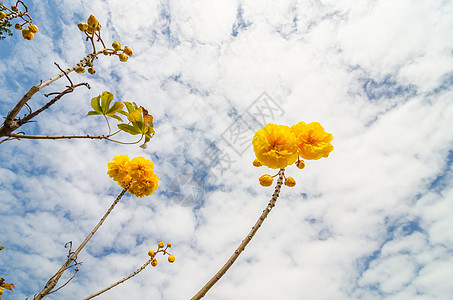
[6,133,111,140]
[191,169,285,300]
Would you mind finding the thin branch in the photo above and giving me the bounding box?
[0,53,95,137]
[83,258,153,300]
[6,133,111,140]
[191,169,285,300]
[33,181,132,300]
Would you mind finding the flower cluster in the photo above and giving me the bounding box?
[147,242,175,267]
[107,155,159,197]
[253,122,333,187]
[1,2,38,40]
[75,14,133,75]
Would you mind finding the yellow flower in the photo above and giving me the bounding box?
[291,122,334,160]
[127,157,154,181]
[107,155,132,188]
[252,123,298,169]
[123,46,133,57]
[0,11,7,18]
[22,28,34,40]
[87,14,99,28]
[259,174,273,187]
[77,22,88,31]
[284,176,296,187]
[28,24,39,33]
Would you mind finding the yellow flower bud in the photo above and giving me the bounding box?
[0,287,3,295]
[158,242,165,248]
[284,177,296,187]
[259,174,273,187]
[0,11,7,18]
[28,24,39,33]
[119,53,128,62]
[252,158,262,167]
[22,28,34,40]
[86,60,92,67]
[167,242,172,248]
[75,66,85,73]
[168,255,175,263]
[95,24,101,31]
[151,259,158,267]
[148,250,155,257]
[123,46,133,57]
[88,67,96,75]
[77,22,88,32]
[87,14,99,28]
[103,50,109,55]
[296,160,305,169]
[11,5,18,11]
[15,23,22,30]
[112,41,121,51]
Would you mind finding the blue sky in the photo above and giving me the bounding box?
[1,0,453,299]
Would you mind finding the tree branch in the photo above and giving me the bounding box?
[191,169,285,300]
[6,133,111,140]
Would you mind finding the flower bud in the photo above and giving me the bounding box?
[167,242,172,248]
[87,14,99,28]
[0,287,4,295]
[88,67,96,74]
[158,242,165,248]
[77,22,88,32]
[296,160,305,169]
[123,46,133,57]
[15,23,22,30]
[119,53,128,62]
[95,24,101,31]
[86,26,94,34]
[22,28,34,40]
[112,41,121,51]
[0,11,7,18]
[284,176,296,187]
[28,24,39,33]
[151,259,158,267]
[148,250,155,257]
[252,158,262,167]
[259,174,273,187]
[103,50,109,55]
[75,66,85,73]
[11,5,18,11]
[168,255,175,263]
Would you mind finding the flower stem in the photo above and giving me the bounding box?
[33,181,132,300]
[83,257,153,300]
[190,169,285,300]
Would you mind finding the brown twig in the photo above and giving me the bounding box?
[33,181,132,300]
[191,169,285,300]
[83,258,153,300]
[6,133,111,140]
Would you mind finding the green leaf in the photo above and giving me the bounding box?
[90,95,102,114]
[86,111,102,117]
[123,101,136,113]
[106,101,124,115]
[100,91,114,114]
[118,123,141,135]
[106,114,123,122]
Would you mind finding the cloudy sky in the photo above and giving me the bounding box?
[1,0,453,299]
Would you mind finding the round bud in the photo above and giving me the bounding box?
[103,50,109,55]
[112,41,121,51]
[87,14,99,28]
[167,242,172,248]
[0,287,4,295]
[123,46,133,57]
[22,28,34,40]
[259,174,273,187]
[148,250,155,257]
[158,242,165,248]
[119,53,128,62]
[151,259,158,267]
[95,24,101,31]
[28,24,39,33]
[88,67,96,74]
[252,159,262,167]
[77,22,88,32]
[168,255,175,263]
[284,177,296,187]
[15,23,22,30]
[86,60,93,67]
[0,11,7,18]
[296,160,305,169]
[11,5,18,11]
[75,66,85,73]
